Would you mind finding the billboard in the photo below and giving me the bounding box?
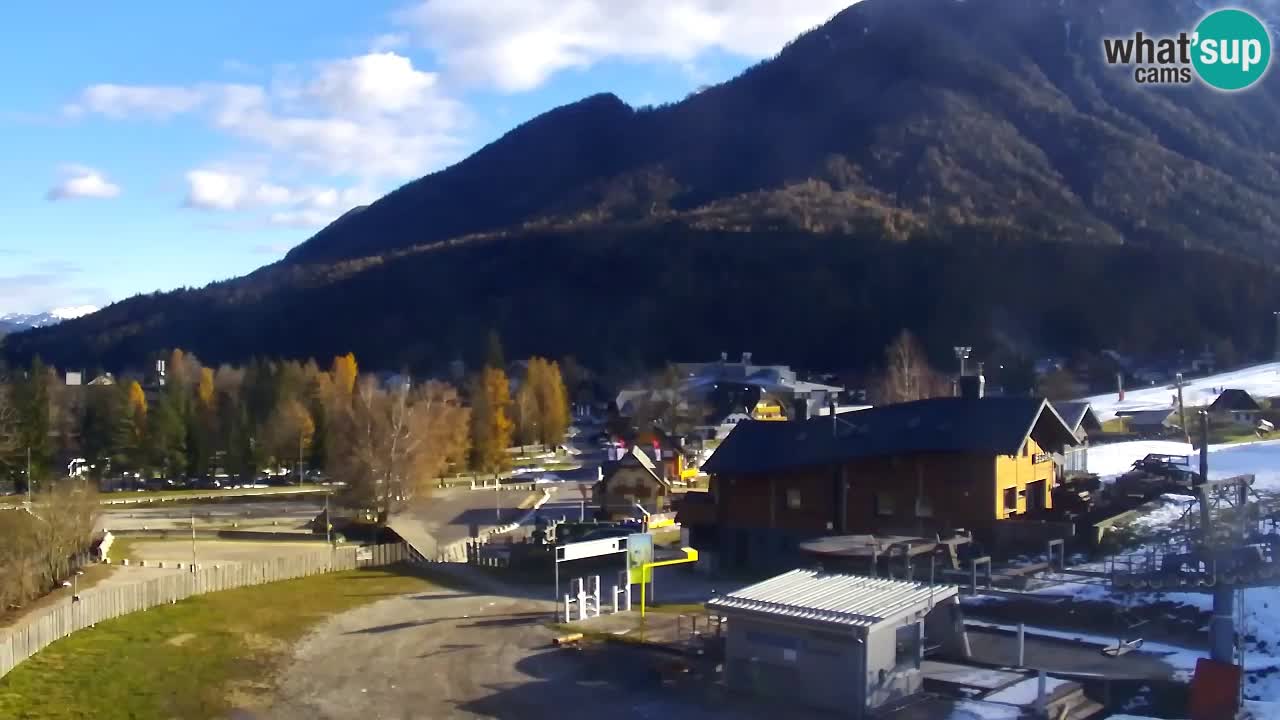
[627,533,654,585]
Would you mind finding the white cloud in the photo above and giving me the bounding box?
[394,0,854,91]
[308,52,438,115]
[46,165,122,201]
[68,53,463,181]
[183,169,294,210]
[65,84,206,118]
[183,167,375,228]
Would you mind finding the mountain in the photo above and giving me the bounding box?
[7,0,1280,374]
[0,306,98,336]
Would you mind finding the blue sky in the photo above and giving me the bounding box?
[0,0,852,315]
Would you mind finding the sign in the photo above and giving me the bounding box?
[556,536,627,563]
[356,547,372,562]
[627,533,654,584]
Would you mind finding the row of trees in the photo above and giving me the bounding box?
[0,345,572,518]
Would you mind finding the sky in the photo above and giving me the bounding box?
[0,0,855,315]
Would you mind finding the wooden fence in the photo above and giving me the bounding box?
[0,542,408,680]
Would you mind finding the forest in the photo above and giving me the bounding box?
[0,345,570,519]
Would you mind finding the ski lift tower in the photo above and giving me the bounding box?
[1109,412,1280,674]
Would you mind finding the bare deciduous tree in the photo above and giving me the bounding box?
[330,377,470,523]
[875,330,948,404]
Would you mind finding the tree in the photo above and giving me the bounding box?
[485,331,505,370]
[267,397,315,476]
[529,358,570,447]
[80,384,124,474]
[469,367,514,475]
[331,353,358,398]
[147,392,187,477]
[330,377,470,522]
[0,381,17,475]
[1038,368,1079,402]
[875,330,947,404]
[13,357,52,482]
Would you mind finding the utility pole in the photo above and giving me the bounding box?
[26,446,32,506]
[1175,373,1189,443]
[325,492,332,547]
[191,511,197,570]
[1274,311,1280,361]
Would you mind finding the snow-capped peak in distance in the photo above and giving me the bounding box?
[0,305,99,332]
[49,305,98,320]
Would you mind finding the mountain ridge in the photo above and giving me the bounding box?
[7,0,1280,373]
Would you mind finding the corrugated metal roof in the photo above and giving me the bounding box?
[707,569,957,629]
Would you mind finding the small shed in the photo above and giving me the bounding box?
[708,569,960,718]
[1209,389,1262,426]
[1121,408,1178,435]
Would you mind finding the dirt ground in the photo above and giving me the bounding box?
[115,539,331,564]
[254,568,826,720]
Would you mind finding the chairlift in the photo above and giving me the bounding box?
[1101,609,1147,658]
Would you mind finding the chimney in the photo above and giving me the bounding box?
[742,352,753,365]
[958,368,986,399]
[720,351,728,363]
[1117,372,1125,402]
[830,400,838,436]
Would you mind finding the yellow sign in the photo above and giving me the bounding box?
[639,547,699,617]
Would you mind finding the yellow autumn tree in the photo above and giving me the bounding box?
[331,353,358,397]
[126,380,148,421]
[197,367,216,411]
[469,367,513,475]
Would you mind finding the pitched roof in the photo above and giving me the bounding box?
[1123,408,1177,426]
[601,446,670,489]
[707,569,958,629]
[1210,389,1261,412]
[702,396,1077,475]
[1050,401,1102,435]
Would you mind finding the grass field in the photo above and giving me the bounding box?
[0,566,434,720]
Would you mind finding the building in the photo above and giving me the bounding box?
[1119,408,1178,436]
[1049,401,1101,479]
[690,387,1079,569]
[1209,389,1262,426]
[708,569,961,718]
[592,445,673,520]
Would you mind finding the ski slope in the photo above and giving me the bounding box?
[1084,361,1280,421]
[1087,438,1280,490]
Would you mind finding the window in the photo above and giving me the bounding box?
[1003,487,1018,515]
[785,488,802,510]
[875,491,895,517]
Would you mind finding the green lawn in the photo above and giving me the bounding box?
[0,566,434,720]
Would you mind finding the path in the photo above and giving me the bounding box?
[261,566,822,720]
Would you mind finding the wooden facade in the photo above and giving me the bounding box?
[594,446,672,519]
[692,396,1078,569]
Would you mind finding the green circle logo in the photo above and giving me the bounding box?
[1192,9,1272,91]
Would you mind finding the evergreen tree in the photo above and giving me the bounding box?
[14,357,52,482]
[485,331,505,370]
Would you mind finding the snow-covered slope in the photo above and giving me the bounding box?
[1088,438,1280,489]
[1084,362,1280,421]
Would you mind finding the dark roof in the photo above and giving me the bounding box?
[1124,408,1177,427]
[601,446,669,489]
[702,396,1077,476]
[1209,389,1261,412]
[1051,401,1102,435]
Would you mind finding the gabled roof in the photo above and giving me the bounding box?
[1122,408,1177,426]
[602,446,670,489]
[707,569,958,630]
[702,396,1077,476]
[1051,401,1102,436]
[1210,389,1261,412]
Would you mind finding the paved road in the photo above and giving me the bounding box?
[260,568,820,720]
